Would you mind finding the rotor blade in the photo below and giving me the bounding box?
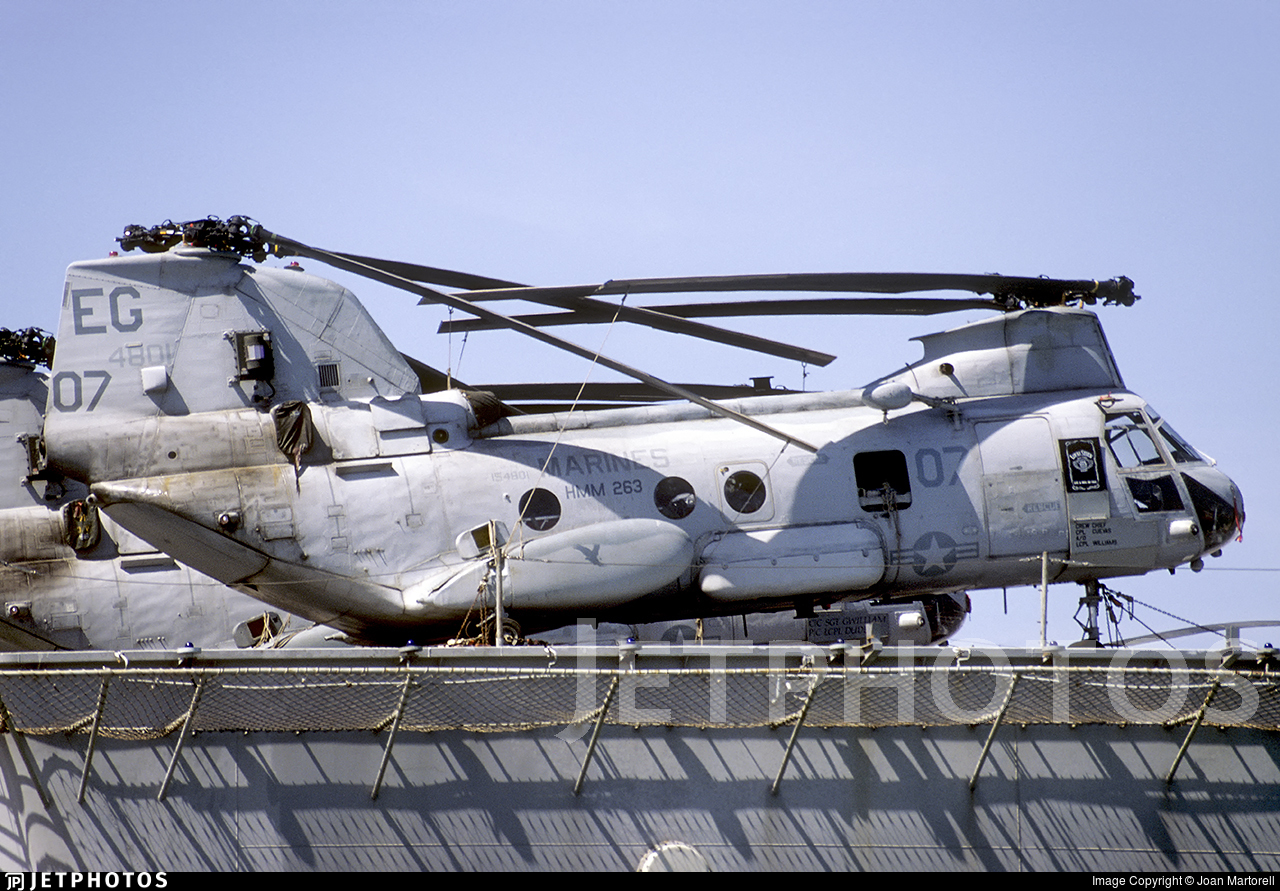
[620,297,1001,317]
[332,252,526,292]
[455,272,1137,307]
[480,381,798,403]
[254,228,820,454]
[400,352,465,393]
[436,296,1002,334]
[346,254,836,367]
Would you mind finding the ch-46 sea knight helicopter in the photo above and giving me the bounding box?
[0,338,949,651]
[36,216,1243,647]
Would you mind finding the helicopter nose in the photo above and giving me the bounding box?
[1181,466,1244,553]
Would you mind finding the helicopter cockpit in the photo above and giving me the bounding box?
[1102,404,1242,556]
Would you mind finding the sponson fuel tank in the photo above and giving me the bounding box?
[699,523,884,601]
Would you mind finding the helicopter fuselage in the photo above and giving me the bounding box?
[71,386,1237,642]
[41,249,1242,643]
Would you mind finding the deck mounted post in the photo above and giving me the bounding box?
[371,672,416,800]
[1165,677,1222,784]
[770,676,822,795]
[77,675,111,803]
[969,673,1020,791]
[0,692,50,809]
[573,675,619,796]
[157,677,206,802]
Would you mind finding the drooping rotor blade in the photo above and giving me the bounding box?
[436,297,1002,334]
[402,366,793,414]
[481,380,798,404]
[455,272,1138,308]
[398,377,794,416]
[400,352,463,393]
[253,227,820,454]
[342,253,836,367]
[333,253,527,292]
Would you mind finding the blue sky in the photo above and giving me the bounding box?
[3,2,1276,648]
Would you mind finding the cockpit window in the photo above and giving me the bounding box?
[1126,475,1184,513]
[1157,425,1203,464]
[1104,412,1163,469]
[1145,407,1205,464]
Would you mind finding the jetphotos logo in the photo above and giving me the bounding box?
[6,876,167,890]
[551,623,1263,741]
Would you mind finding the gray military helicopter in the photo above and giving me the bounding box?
[0,328,313,650]
[1,327,950,651]
[36,216,1243,646]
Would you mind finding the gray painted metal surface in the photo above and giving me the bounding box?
[0,644,1276,871]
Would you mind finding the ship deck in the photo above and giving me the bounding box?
[1,642,1277,871]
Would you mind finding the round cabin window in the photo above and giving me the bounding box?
[654,476,697,520]
[723,470,766,514]
[517,488,561,531]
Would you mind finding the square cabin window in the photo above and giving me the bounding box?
[855,450,912,512]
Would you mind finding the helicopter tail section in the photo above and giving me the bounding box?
[44,246,419,483]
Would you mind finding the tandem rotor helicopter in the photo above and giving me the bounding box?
[15,215,1243,648]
